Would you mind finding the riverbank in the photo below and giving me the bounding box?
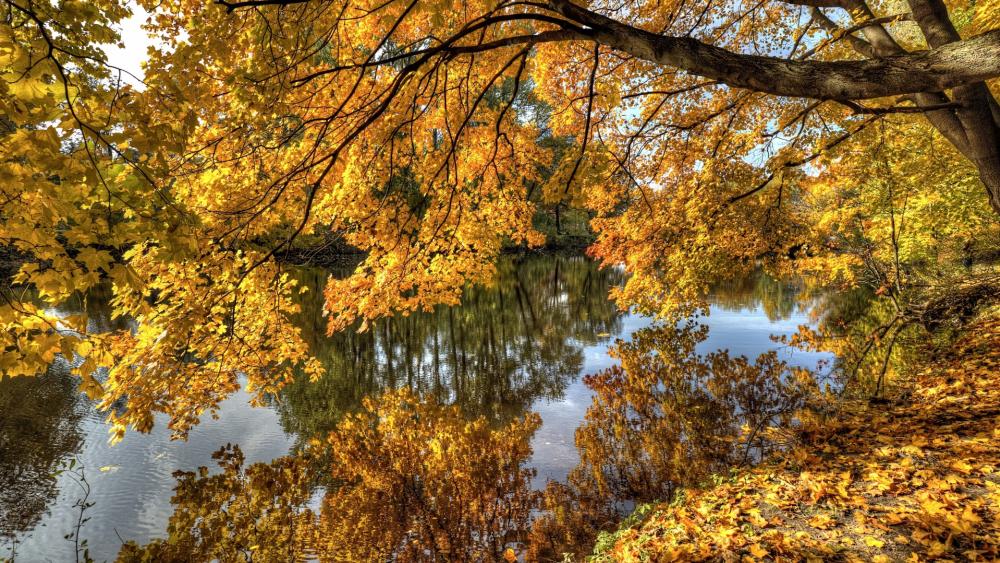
[0,225,596,282]
[595,311,1000,561]
[226,234,596,270]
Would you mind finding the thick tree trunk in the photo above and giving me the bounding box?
[904,0,1000,216]
[949,85,1000,214]
[978,161,1000,216]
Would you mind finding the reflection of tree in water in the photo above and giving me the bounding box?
[0,366,85,546]
[714,268,915,397]
[276,254,625,441]
[787,284,918,396]
[0,284,124,554]
[41,282,133,335]
[116,321,819,562]
[530,322,817,560]
[117,390,540,563]
[710,271,802,321]
[117,444,317,563]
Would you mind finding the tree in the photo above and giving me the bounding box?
[1,0,997,435]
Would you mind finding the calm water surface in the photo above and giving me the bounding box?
[1,254,830,562]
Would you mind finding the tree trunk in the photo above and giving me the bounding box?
[979,164,1000,216]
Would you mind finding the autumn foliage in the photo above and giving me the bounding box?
[2,0,999,438]
[3,0,1000,558]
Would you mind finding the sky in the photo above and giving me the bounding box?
[103,2,155,86]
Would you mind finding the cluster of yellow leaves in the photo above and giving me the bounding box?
[134,0,556,333]
[1,0,125,379]
[595,94,999,323]
[5,0,558,436]
[2,0,324,441]
[972,0,1000,32]
[790,118,996,289]
[100,247,324,440]
[600,316,1000,562]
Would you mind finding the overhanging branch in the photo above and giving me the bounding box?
[547,0,1000,100]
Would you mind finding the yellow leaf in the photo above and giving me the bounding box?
[807,514,835,529]
[746,508,767,527]
[950,459,973,474]
[920,498,946,516]
[864,536,885,548]
[884,511,905,525]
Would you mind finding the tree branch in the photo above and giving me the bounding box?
[799,11,908,60]
[215,0,310,13]
[836,99,961,114]
[546,0,1000,100]
[779,0,844,7]
[810,4,971,154]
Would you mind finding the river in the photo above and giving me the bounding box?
[0,254,831,562]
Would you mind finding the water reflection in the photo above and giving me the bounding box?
[788,283,913,395]
[119,390,541,563]
[116,444,316,563]
[0,367,84,550]
[277,255,625,441]
[115,320,821,562]
[3,256,832,561]
[711,272,803,321]
[529,321,816,560]
[1,284,129,559]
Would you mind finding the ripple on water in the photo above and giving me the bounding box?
[8,384,296,563]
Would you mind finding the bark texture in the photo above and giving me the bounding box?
[548,0,1000,100]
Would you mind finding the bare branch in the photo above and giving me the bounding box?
[215,0,310,13]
